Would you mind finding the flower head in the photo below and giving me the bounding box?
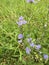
[22,20,27,24]
[26,0,30,3]
[35,44,41,50]
[27,38,32,43]
[26,0,34,3]
[26,47,31,54]
[17,21,23,26]
[43,54,48,60]
[19,16,24,21]
[16,16,27,26]
[30,43,35,47]
[18,34,23,39]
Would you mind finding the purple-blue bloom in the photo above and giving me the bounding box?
[19,16,24,21]
[26,47,31,54]
[35,44,41,50]
[26,0,34,3]
[30,43,35,47]
[43,54,48,60]
[17,21,23,26]
[31,0,34,2]
[27,38,32,43]
[26,0,30,3]
[22,20,27,24]
[17,16,27,26]
[18,34,23,39]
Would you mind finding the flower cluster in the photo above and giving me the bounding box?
[43,54,48,60]
[26,38,41,54]
[17,16,27,44]
[25,37,49,62]
[17,16,49,63]
[17,16,27,26]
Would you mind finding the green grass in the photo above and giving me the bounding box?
[0,0,49,65]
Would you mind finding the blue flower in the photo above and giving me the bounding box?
[26,47,31,54]
[35,44,41,50]
[27,38,32,43]
[19,16,24,21]
[43,54,48,60]
[26,0,30,3]
[17,21,23,26]
[30,43,35,47]
[31,0,34,2]
[26,0,34,3]
[18,34,23,39]
[22,20,27,24]
[16,16,27,26]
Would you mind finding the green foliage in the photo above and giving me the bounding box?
[0,0,49,65]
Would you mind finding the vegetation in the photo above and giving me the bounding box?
[0,0,49,65]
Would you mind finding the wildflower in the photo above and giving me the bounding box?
[17,16,27,26]
[27,38,32,43]
[26,0,30,3]
[19,16,24,21]
[17,21,23,26]
[30,43,35,47]
[18,34,23,39]
[18,39,22,43]
[26,47,31,54]
[43,54,48,60]
[22,20,27,24]
[26,0,34,3]
[35,44,41,50]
